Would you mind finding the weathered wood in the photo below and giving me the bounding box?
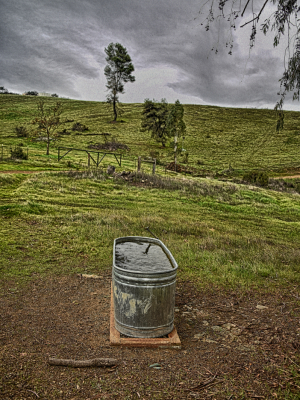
[152,158,156,175]
[137,156,141,172]
[78,273,103,279]
[48,357,118,368]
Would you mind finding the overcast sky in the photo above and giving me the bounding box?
[1,0,298,110]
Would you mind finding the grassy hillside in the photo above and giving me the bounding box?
[1,94,300,175]
[1,170,299,288]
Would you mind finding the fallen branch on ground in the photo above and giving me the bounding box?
[186,374,223,391]
[48,358,118,367]
[78,274,103,279]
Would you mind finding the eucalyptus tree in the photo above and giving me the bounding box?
[141,98,170,147]
[104,43,135,122]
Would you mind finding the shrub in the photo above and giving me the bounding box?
[181,152,189,164]
[24,91,38,96]
[72,122,88,132]
[243,170,269,187]
[15,126,28,138]
[268,178,300,194]
[88,137,129,151]
[58,128,71,135]
[10,145,28,160]
[149,150,160,159]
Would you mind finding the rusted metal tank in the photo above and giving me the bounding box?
[112,236,178,338]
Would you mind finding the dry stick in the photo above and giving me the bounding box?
[78,273,103,279]
[144,226,159,239]
[187,374,219,391]
[48,358,118,368]
[27,389,39,398]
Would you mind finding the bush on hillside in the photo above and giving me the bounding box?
[243,170,269,187]
[24,91,38,96]
[15,125,29,138]
[88,137,129,151]
[268,178,300,194]
[10,145,28,160]
[72,122,88,132]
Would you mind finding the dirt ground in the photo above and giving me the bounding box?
[1,273,300,400]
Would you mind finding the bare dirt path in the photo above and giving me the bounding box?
[1,274,299,399]
[273,175,300,179]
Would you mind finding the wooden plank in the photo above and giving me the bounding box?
[110,283,181,349]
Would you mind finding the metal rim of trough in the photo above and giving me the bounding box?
[113,236,178,274]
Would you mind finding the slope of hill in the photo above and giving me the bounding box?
[1,94,300,175]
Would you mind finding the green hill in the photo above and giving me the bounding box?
[1,94,299,175]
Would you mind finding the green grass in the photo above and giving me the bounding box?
[1,94,300,175]
[1,95,299,290]
[1,169,299,288]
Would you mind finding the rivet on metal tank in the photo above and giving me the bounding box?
[112,236,178,338]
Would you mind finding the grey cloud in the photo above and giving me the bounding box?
[0,0,293,108]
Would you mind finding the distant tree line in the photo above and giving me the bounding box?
[23,91,59,97]
[0,86,19,95]
[0,86,59,97]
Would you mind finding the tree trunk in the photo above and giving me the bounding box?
[113,97,117,122]
[174,132,178,172]
[46,129,50,155]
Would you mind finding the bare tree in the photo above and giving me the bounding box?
[32,100,63,155]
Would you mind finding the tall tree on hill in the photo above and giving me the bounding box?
[140,99,170,147]
[104,43,135,122]
[167,100,186,169]
[200,0,300,115]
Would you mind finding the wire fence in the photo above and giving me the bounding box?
[0,143,173,175]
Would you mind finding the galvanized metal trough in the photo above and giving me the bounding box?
[112,236,178,338]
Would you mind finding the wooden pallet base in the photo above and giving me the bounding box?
[110,284,181,349]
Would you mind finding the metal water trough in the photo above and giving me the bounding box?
[112,236,178,338]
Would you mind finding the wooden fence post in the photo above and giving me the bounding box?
[152,159,156,175]
[137,156,141,172]
[88,153,90,168]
